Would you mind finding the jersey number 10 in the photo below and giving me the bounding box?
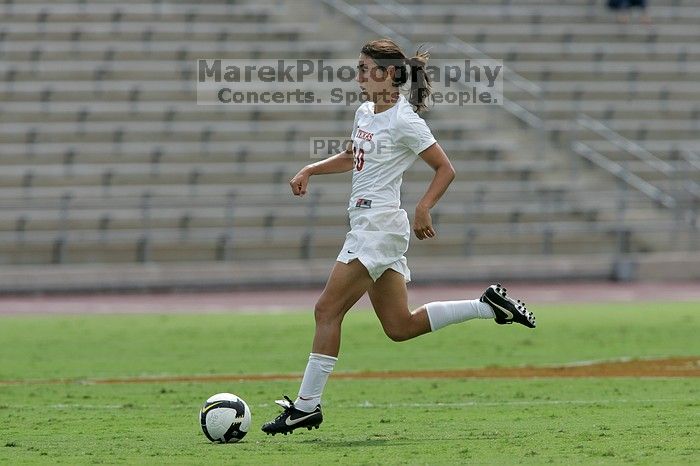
[353,146,365,171]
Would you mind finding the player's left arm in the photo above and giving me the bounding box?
[413,142,456,240]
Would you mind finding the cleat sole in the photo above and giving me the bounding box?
[482,284,536,328]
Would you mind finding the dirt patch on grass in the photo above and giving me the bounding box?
[340,357,700,379]
[2,357,697,385]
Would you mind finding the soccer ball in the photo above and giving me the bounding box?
[200,393,252,443]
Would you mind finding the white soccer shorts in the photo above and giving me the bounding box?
[336,207,411,282]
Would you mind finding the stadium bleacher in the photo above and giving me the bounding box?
[0,0,698,291]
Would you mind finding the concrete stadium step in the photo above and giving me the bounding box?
[0,119,501,144]
[0,198,603,234]
[0,21,316,41]
[412,235,622,257]
[517,99,700,120]
[0,180,587,209]
[455,42,700,62]
[0,101,358,124]
[607,173,700,195]
[0,159,553,188]
[0,40,354,61]
[576,143,697,166]
[0,163,273,188]
[592,160,700,181]
[1,82,194,103]
[360,3,700,24]
[389,22,700,44]
[0,139,518,165]
[0,101,494,125]
[510,81,700,101]
[392,0,692,5]
[0,120,350,143]
[411,230,693,257]
[0,2,282,22]
[511,61,700,82]
[432,200,601,220]
[0,107,504,139]
[5,235,610,265]
[2,175,645,212]
[0,61,202,84]
[0,226,350,264]
[0,170,568,198]
[584,140,700,161]
[8,200,649,231]
[544,114,698,140]
[548,118,700,140]
[1,218,685,265]
[1,43,693,81]
[619,140,700,153]
[0,205,349,233]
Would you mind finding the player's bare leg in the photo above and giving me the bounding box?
[311,259,374,356]
[369,270,535,339]
[368,268,432,342]
[262,259,372,435]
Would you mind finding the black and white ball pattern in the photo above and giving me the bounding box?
[200,393,252,443]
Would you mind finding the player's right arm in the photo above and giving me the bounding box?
[289,141,354,196]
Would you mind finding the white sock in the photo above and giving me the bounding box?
[425,299,495,331]
[295,352,337,412]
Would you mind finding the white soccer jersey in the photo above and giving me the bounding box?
[348,95,436,211]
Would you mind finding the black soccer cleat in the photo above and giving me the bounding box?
[261,395,323,436]
[480,283,536,328]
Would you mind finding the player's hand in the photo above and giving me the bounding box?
[289,168,311,196]
[413,205,436,240]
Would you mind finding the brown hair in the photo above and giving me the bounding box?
[360,38,432,113]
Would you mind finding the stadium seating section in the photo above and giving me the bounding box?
[0,0,697,288]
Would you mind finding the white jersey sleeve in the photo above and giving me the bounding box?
[395,109,437,156]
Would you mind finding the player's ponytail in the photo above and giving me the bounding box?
[405,50,431,113]
[360,39,432,113]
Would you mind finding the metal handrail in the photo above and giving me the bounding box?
[681,148,700,171]
[446,37,542,98]
[677,149,700,205]
[571,141,676,209]
[576,113,675,175]
[575,113,700,213]
[373,0,411,19]
[445,37,544,129]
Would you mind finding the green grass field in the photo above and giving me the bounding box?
[1,302,698,464]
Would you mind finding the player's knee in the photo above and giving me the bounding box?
[313,302,330,323]
[314,301,342,325]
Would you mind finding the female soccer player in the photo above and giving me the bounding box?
[262,39,536,435]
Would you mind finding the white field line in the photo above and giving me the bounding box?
[5,398,685,410]
[541,355,675,368]
[348,398,692,408]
